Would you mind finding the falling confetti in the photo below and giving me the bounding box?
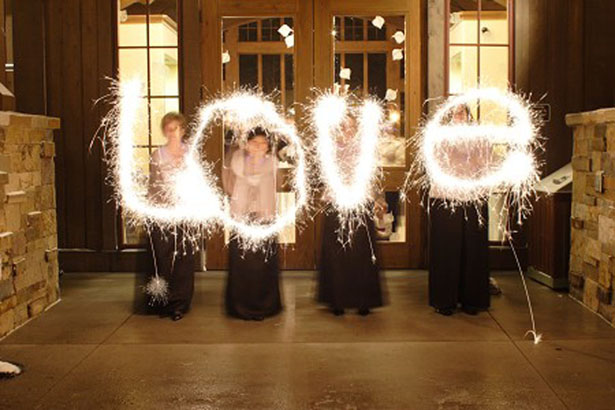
[392,30,405,44]
[371,15,385,29]
[284,34,294,48]
[222,50,230,64]
[384,89,398,101]
[277,24,293,38]
[339,67,351,80]
[392,48,404,61]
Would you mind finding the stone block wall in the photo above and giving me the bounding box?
[567,108,615,324]
[0,112,60,337]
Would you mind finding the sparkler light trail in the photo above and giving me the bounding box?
[105,79,308,246]
[309,92,384,245]
[405,87,541,226]
[405,87,542,343]
[102,80,309,299]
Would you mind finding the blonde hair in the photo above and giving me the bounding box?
[160,111,187,131]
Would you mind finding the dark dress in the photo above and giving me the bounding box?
[149,226,195,314]
[318,210,384,310]
[428,200,490,310]
[226,238,282,319]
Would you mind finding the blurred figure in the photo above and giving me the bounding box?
[224,128,281,321]
[148,112,195,321]
[318,117,384,316]
[428,104,490,316]
[374,195,394,240]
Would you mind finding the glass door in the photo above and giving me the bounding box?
[202,0,424,269]
[202,0,314,269]
[314,0,424,268]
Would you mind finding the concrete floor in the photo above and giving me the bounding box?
[1,271,615,410]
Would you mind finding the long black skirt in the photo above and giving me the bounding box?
[226,238,282,319]
[428,200,490,310]
[150,226,195,314]
[318,211,384,310]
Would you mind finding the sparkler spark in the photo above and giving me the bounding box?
[405,87,541,228]
[310,92,384,243]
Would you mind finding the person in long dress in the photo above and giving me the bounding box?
[224,127,281,321]
[148,112,195,321]
[428,104,490,316]
[318,118,384,316]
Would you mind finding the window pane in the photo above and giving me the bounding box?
[367,20,386,41]
[238,22,258,42]
[261,18,281,42]
[262,54,281,96]
[123,219,148,245]
[489,193,508,242]
[148,0,178,47]
[479,9,508,44]
[149,48,179,96]
[344,17,364,41]
[479,46,509,125]
[448,45,478,94]
[118,0,147,47]
[150,98,180,146]
[368,53,386,99]
[239,54,258,88]
[119,48,148,85]
[132,98,150,146]
[284,54,294,112]
[479,46,508,89]
[449,0,478,44]
[132,146,151,181]
[345,53,363,94]
[375,192,406,242]
[277,192,296,244]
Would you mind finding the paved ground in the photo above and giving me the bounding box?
[1,271,614,409]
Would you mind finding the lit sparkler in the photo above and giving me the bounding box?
[310,92,384,246]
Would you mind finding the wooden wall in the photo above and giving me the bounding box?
[515,0,615,176]
[13,0,200,272]
[582,0,615,111]
[514,0,584,176]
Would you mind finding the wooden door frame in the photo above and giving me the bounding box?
[314,0,426,268]
[201,0,315,270]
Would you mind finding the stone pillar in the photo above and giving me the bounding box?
[566,108,615,324]
[0,112,60,337]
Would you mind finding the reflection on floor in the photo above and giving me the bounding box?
[1,271,614,409]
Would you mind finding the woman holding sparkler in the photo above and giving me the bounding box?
[224,127,282,321]
[148,112,196,321]
[317,117,384,317]
[428,104,490,316]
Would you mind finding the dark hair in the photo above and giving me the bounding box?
[160,111,187,131]
[247,126,268,140]
[444,103,473,123]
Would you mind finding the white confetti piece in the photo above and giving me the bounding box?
[392,48,404,61]
[284,34,294,48]
[371,15,385,29]
[339,67,351,80]
[385,89,398,101]
[392,31,405,44]
[278,24,293,38]
[222,50,230,64]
